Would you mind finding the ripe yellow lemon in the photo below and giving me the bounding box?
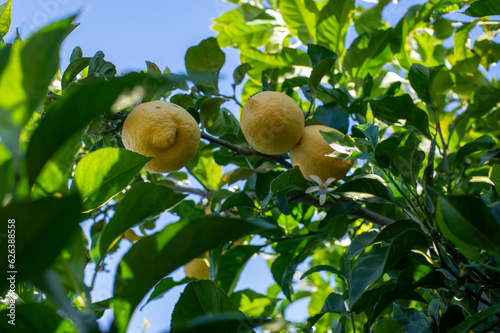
[184,258,210,280]
[121,100,200,173]
[290,125,354,182]
[240,91,305,155]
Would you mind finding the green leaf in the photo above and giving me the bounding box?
[463,0,500,17]
[88,51,116,78]
[349,231,379,259]
[316,0,355,56]
[230,289,276,318]
[281,238,321,301]
[185,37,225,95]
[453,135,496,169]
[375,131,409,168]
[0,195,82,292]
[333,174,395,204]
[217,245,262,293]
[349,246,388,305]
[206,108,240,137]
[372,318,404,333]
[321,129,356,157]
[26,73,145,186]
[448,304,500,333]
[436,195,500,259]
[0,16,74,159]
[343,28,392,78]
[0,0,11,37]
[142,277,191,310]
[200,97,226,128]
[279,0,318,45]
[71,148,151,212]
[270,166,309,195]
[171,280,249,331]
[213,7,278,49]
[170,313,260,333]
[240,47,311,75]
[70,46,83,62]
[233,63,252,86]
[370,94,431,137]
[304,292,346,330]
[301,264,344,280]
[313,103,349,134]
[112,216,276,333]
[307,43,337,67]
[97,182,186,259]
[61,57,91,90]
[0,303,72,332]
[32,130,82,199]
[187,142,222,190]
[391,132,425,187]
[372,219,422,244]
[393,304,431,333]
[489,165,500,196]
[352,123,379,148]
[308,58,335,96]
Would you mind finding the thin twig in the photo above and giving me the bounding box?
[200,132,293,168]
[168,185,395,227]
[217,94,243,108]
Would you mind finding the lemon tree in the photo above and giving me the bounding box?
[1,1,500,333]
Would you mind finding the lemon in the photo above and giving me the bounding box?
[184,258,210,280]
[240,91,305,155]
[121,100,200,173]
[290,125,354,182]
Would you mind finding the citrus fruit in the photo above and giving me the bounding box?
[240,91,305,155]
[183,258,210,280]
[289,125,354,182]
[121,100,200,173]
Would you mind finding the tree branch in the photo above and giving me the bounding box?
[200,132,293,168]
[168,185,394,227]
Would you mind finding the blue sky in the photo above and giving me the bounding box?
[7,0,500,332]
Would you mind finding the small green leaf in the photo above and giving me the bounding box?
[448,304,500,333]
[71,148,151,212]
[233,63,252,86]
[97,182,186,259]
[217,246,262,293]
[313,103,349,134]
[453,135,496,169]
[279,0,318,45]
[230,289,276,318]
[200,97,226,128]
[349,246,388,305]
[307,43,337,67]
[27,73,145,186]
[370,94,431,137]
[270,166,309,195]
[316,0,355,55]
[61,57,91,90]
[393,304,431,333]
[463,0,500,17]
[304,292,346,330]
[333,174,395,204]
[142,277,191,310]
[185,37,225,95]
[308,58,335,95]
[372,318,404,333]
[187,142,222,190]
[301,265,344,280]
[171,280,247,330]
[349,231,379,259]
[88,51,116,78]
[0,0,11,37]
[0,195,82,292]
[436,195,500,259]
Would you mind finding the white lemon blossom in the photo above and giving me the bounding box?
[305,175,337,205]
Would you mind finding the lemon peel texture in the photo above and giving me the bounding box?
[122,100,200,173]
[290,125,354,182]
[240,91,305,155]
